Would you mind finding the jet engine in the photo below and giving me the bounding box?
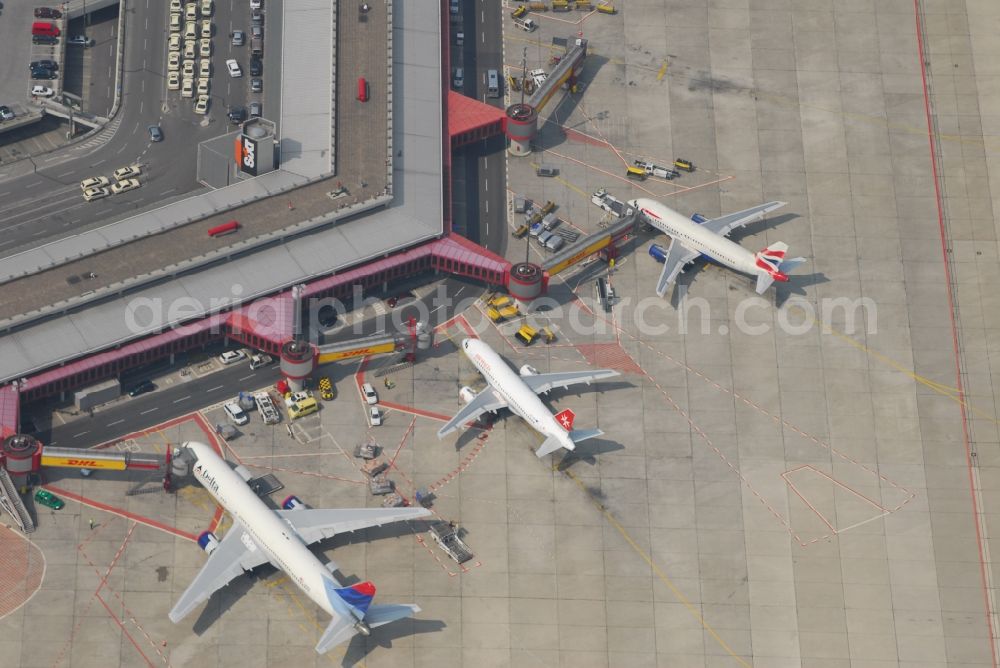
[197,531,220,555]
[459,386,477,404]
[282,495,305,510]
[519,364,539,377]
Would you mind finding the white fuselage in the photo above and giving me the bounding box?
[632,198,761,277]
[462,339,574,451]
[186,441,336,617]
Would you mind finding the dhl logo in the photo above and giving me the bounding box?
[318,343,396,362]
[41,456,126,470]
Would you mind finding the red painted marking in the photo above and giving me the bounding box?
[378,400,452,422]
[389,417,417,468]
[45,485,198,542]
[0,526,45,619]
[562,127,611,147]
[912,2,997,663]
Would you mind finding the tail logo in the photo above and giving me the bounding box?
[329,580,376,615]
[554,409,575,431]
[755,244,789,281]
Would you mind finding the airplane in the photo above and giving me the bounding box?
[169,441,433,654]
[437,338,620,457]
[628,197,807,298]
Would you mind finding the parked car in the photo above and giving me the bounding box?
[111,178,141,195]
[30,85,55,97]
[201,0,213,16]
[148,125,163,142]
[250,24,263,38]
[167,71,180,90]
[184,21,197,40]
[194,95,209,115]
[34,489,64,510]
[29,60,59,71]
[199,59,211,78]
[199,38,211,57]
[82,186,110,202]
[183,39,196,59]
[32,35,60,45]
[250,9,264,25]
[226,59,242,77]
[67,35,95,46]
[80,175,110,190]
[227,106,246,123]
[197,78,209,95]
[0,106,15,121]
[250,78,262,92]
[361,383,378,405]
[170,0,183,11]
[30,68,58,80]
[169,33,181,51]
[168,51,180,71]
[219,350,246,364]
[249,57,262,76]
[249,101,262,118]
[185,2,198,21]
[250,0,262,9]
[128,380,155,397]
[34,8,63,19]
[231,29,245,46]
[201,19,212,38]
[369,406,383,426]
[181,77,194,98]
[113,164,142,180]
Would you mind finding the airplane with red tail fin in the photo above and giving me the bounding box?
[629,197,806,298]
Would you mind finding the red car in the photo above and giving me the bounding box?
[34,7,63,18]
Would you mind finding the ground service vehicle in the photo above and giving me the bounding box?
[225,402,249,425]
[673,157,694,172]
[515,324,538,345]
[512,224,529,239]
[487,69,500,98]
[536,165,558,177]
[318,377,335,401]
[429,522,473,563]
[362,383,379,405]
[219,350,245,364]
[357,77,369,102]
[287,396,319,420]
[255,392,280,424]
[625,165,647,180]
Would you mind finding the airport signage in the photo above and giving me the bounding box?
[236,135,259,176]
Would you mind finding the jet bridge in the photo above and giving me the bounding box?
[508,214,639,302]
[505,37,588,155]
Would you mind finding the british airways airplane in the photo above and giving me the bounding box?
[169,441,432,654]
[629,197,807,297]
[437,338,620,457]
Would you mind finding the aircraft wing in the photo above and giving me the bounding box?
[169,522,270,623]
[699,201,787,238]
[437,387,508,437]
[521,369,620,395]
[275,506,432,545]
[655,238,700,297]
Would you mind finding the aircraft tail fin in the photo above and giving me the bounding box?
[315,616,358,654]
[754,242,806,294]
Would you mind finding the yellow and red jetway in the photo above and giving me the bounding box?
[40,447,162,471]
[314,332,405,365]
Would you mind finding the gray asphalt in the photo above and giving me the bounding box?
[0,0,257,259]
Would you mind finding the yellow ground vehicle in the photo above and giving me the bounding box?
[486,294,513,309]
[511,5,527,18]
[515,324,538,345]
[575,0,593,10]
[512,223,529,238]
[673,158,695,172]
[626,166,647,180]
[540,200,556,215]
[487,304,520,322]
[597,2,616,13]
[318,376,335,401]
[287,396,319,419]
[527,1,547,10]
[552,0,569,10]
[540,326,556,343]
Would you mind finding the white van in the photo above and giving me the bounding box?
[361,383,379,405]
[453,67,464,89]
[487,69,500,98]
[224,402,249,425]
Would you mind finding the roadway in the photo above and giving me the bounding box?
[0,0,255,259]
[450,0,507,255]
[38,275,484,450]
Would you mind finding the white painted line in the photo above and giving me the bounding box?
[207,385,224,392]
[173,395,191,403]
[140,407,158,415]
[238,374,255,381]
[73,431,90,437]
[106,419,125,427]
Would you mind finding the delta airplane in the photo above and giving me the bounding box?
[629,197,807,298]
[169,441,432,654]
[437,338,620,457]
